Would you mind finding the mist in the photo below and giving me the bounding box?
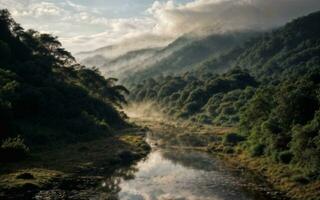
[150,0,320,36]
[77,0,320,80]
[123,101,169,122]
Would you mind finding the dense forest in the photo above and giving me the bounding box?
[0,9,129,161]
[130,11,320,179]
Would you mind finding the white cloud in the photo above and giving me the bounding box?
[10,2,63,17]
[1,0,320,54]
[73,0,320,54]
[148,0,320,37]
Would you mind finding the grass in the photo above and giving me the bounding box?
[222,152,320,200]
[0,127,151,198]
[0,168,63,190]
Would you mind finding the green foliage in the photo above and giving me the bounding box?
[130,69,257,125]
[278,151,293,164]
[291,111,320,174]
[223,146,234,154]
[250,144,265,157]
[223,133,245,146]
[0,10,130,160]
[0,136,29,161]
[291,175,311,185]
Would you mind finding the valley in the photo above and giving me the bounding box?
[0,3,320,200]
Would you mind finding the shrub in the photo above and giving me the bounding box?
[0,135,30,162]
[118,150,139,164]
[291,175,310,185]
[250,144,265,157]
[278,150,293,164]
[221,106,236,115]
[184,101,201,114]
[223,146,234,154]
[223,133,245,146]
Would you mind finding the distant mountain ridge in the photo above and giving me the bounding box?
[122,31,257,84]
[80,31,257,83]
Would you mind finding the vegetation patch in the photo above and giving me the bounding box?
[0,136,29,162]
[0,168,63,190]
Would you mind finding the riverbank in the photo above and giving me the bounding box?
[0,127,150,199]
[135,118,319,200]
[220,150,320,200]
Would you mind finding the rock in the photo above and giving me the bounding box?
[16,173,35,180]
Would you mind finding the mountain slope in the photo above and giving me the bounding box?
[235,11,320,81]
[122,31,256,84]
[129,11,320,192]
[100,47,160,78]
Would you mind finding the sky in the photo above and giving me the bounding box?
[1,0,320,54]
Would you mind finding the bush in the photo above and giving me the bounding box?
[223,133,245,146]
[184,101,201,114]
[250,144,265,157]
[291,175,310,185]
[117,150,139,164]
[0,136,30,162]
[223,146,234,154]
[278,150,293,164]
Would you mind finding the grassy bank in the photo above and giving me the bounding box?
[217,149,320,200]
[0,127,151,199]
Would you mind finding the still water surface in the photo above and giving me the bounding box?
[35,135,284,200]
[111,147,280,200]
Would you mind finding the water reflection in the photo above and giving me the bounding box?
[114,149,277,200]
[36,146,284,200]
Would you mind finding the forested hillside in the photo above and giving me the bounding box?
[123,32,255,84]
[130,11,320,178]
[0,10,129,161]
[79,31,255,83]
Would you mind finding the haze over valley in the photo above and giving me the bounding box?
[1,1,320,200]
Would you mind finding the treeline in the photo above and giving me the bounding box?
[130,11,320,178]
[130,68,257,125]
[0,10,129,161]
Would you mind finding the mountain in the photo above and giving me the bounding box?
[130,10,320,183]
[78,34,194,77]
[76,34,173,63]
[100,47,160,78]
[79,31,256,83]
[122,31,256,84]
[197,10,320,79]
[81,54,110,68]
[99,35,194,80]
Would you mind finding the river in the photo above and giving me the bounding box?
[109,140,283,200]
[34,120,286,200]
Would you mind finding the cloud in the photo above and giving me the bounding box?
[9,2,63,17]
[148,0,320,37]
[72,0,320,54]
[60,17,166,53]
[1,0,320,55]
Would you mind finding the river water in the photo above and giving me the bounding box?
[105,144,284,200]
[35,125,286,200]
